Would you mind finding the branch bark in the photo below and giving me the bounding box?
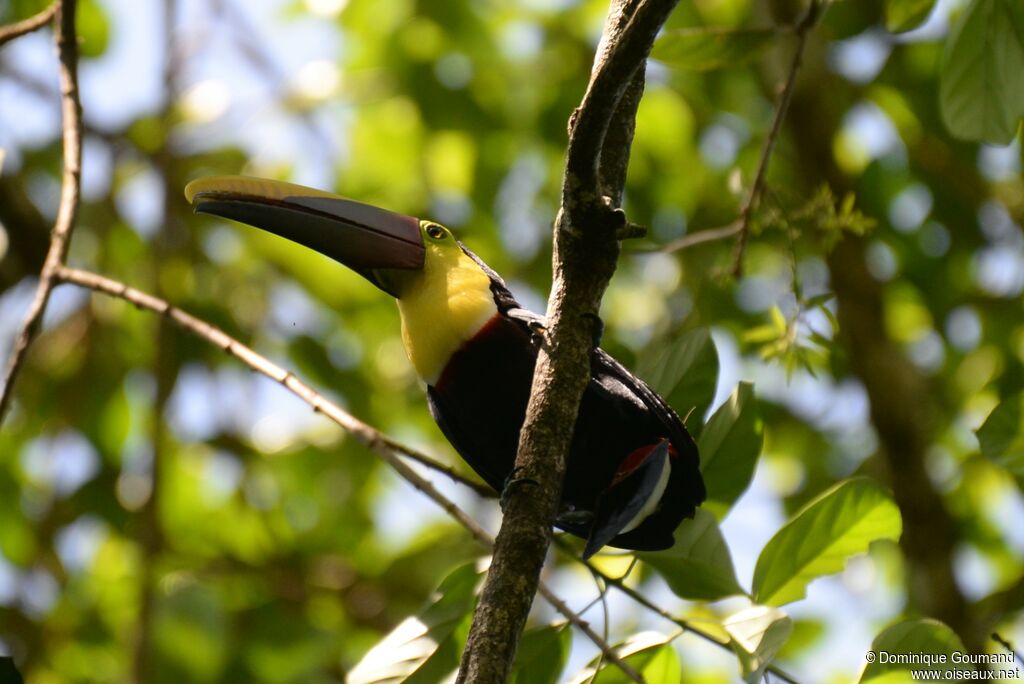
[0,0,81,424]
[51,265,637,677]
[456,1,679,682]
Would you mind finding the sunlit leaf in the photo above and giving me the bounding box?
[777,619,827,661]
[652,27,777,71]
[697,383,762,519]
[77,0,110,59]
[859,619,970,682]
[752,478,902,606]
[884,0,939,33]
[3,0,50,22]
[347,562,480,684]
[639,509,745,600]
[724,605,793,684]
[566,632,681,684]
[940,0,1024,143]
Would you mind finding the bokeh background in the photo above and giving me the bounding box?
[1,0,1022,681]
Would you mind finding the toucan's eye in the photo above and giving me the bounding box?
[426,224,446,240]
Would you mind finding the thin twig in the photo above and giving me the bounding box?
[534,583,641,681]
[992,633,1024,670]
[659,219,742,253]
[55,266,490,494]
[0,1,58,48]
[52,265,638,680]
[552,538,802,684]
[0,0,82,425]
[597,567,800,684]
[728,0,823,276]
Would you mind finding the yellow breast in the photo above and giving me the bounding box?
[396,243,497,384]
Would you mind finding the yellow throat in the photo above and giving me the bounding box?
[392,222,497,384]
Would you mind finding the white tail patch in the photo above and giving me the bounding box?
[619,455,672,534]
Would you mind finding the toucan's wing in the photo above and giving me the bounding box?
[582,440,672,559]
[584,349,705,553]
[591,348,695,448]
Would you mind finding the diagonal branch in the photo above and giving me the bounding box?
[457,1,678,682]
[54,264,490,495]
[0,1,57,48]
[0,0,81,424]
[51,265,637,678]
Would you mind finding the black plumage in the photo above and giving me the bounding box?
[426,245,705,557]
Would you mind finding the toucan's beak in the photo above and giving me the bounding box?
[185,176,424,297]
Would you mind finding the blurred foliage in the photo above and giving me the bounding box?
[2,0,1024,681]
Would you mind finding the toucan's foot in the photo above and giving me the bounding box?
[500,467,538,512]
[616,222,646,240]
[582,312,604,348]
[527,319,547,346]
[555,507,594,527]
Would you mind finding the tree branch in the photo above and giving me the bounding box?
[727,0,821,276]
[51,265,638,679]
[659,219,742,254]
[457,1,678,682]
[0,1,57,48]
[0,0,81,424]
[53,265,488,494]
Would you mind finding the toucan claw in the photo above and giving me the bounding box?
[500,467,538,512]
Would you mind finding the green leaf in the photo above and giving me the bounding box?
[638,328,719,432]
[698,383,762,519]
[2,0,49,23]
[724,605,793,684]
[777,619,827,661]
[639,509,745,600]
[884,0,939,33]
[652,27,777,71]
[77,0,110,59]
[976,393,1024,486]
[568,632,682,684]
[859,619,970,682]
[939,0,1024,144]
[752,478,902,606]
[348,562,480,684]
[511,624,571,684]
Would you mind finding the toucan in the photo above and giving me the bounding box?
[185,176,705,559]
